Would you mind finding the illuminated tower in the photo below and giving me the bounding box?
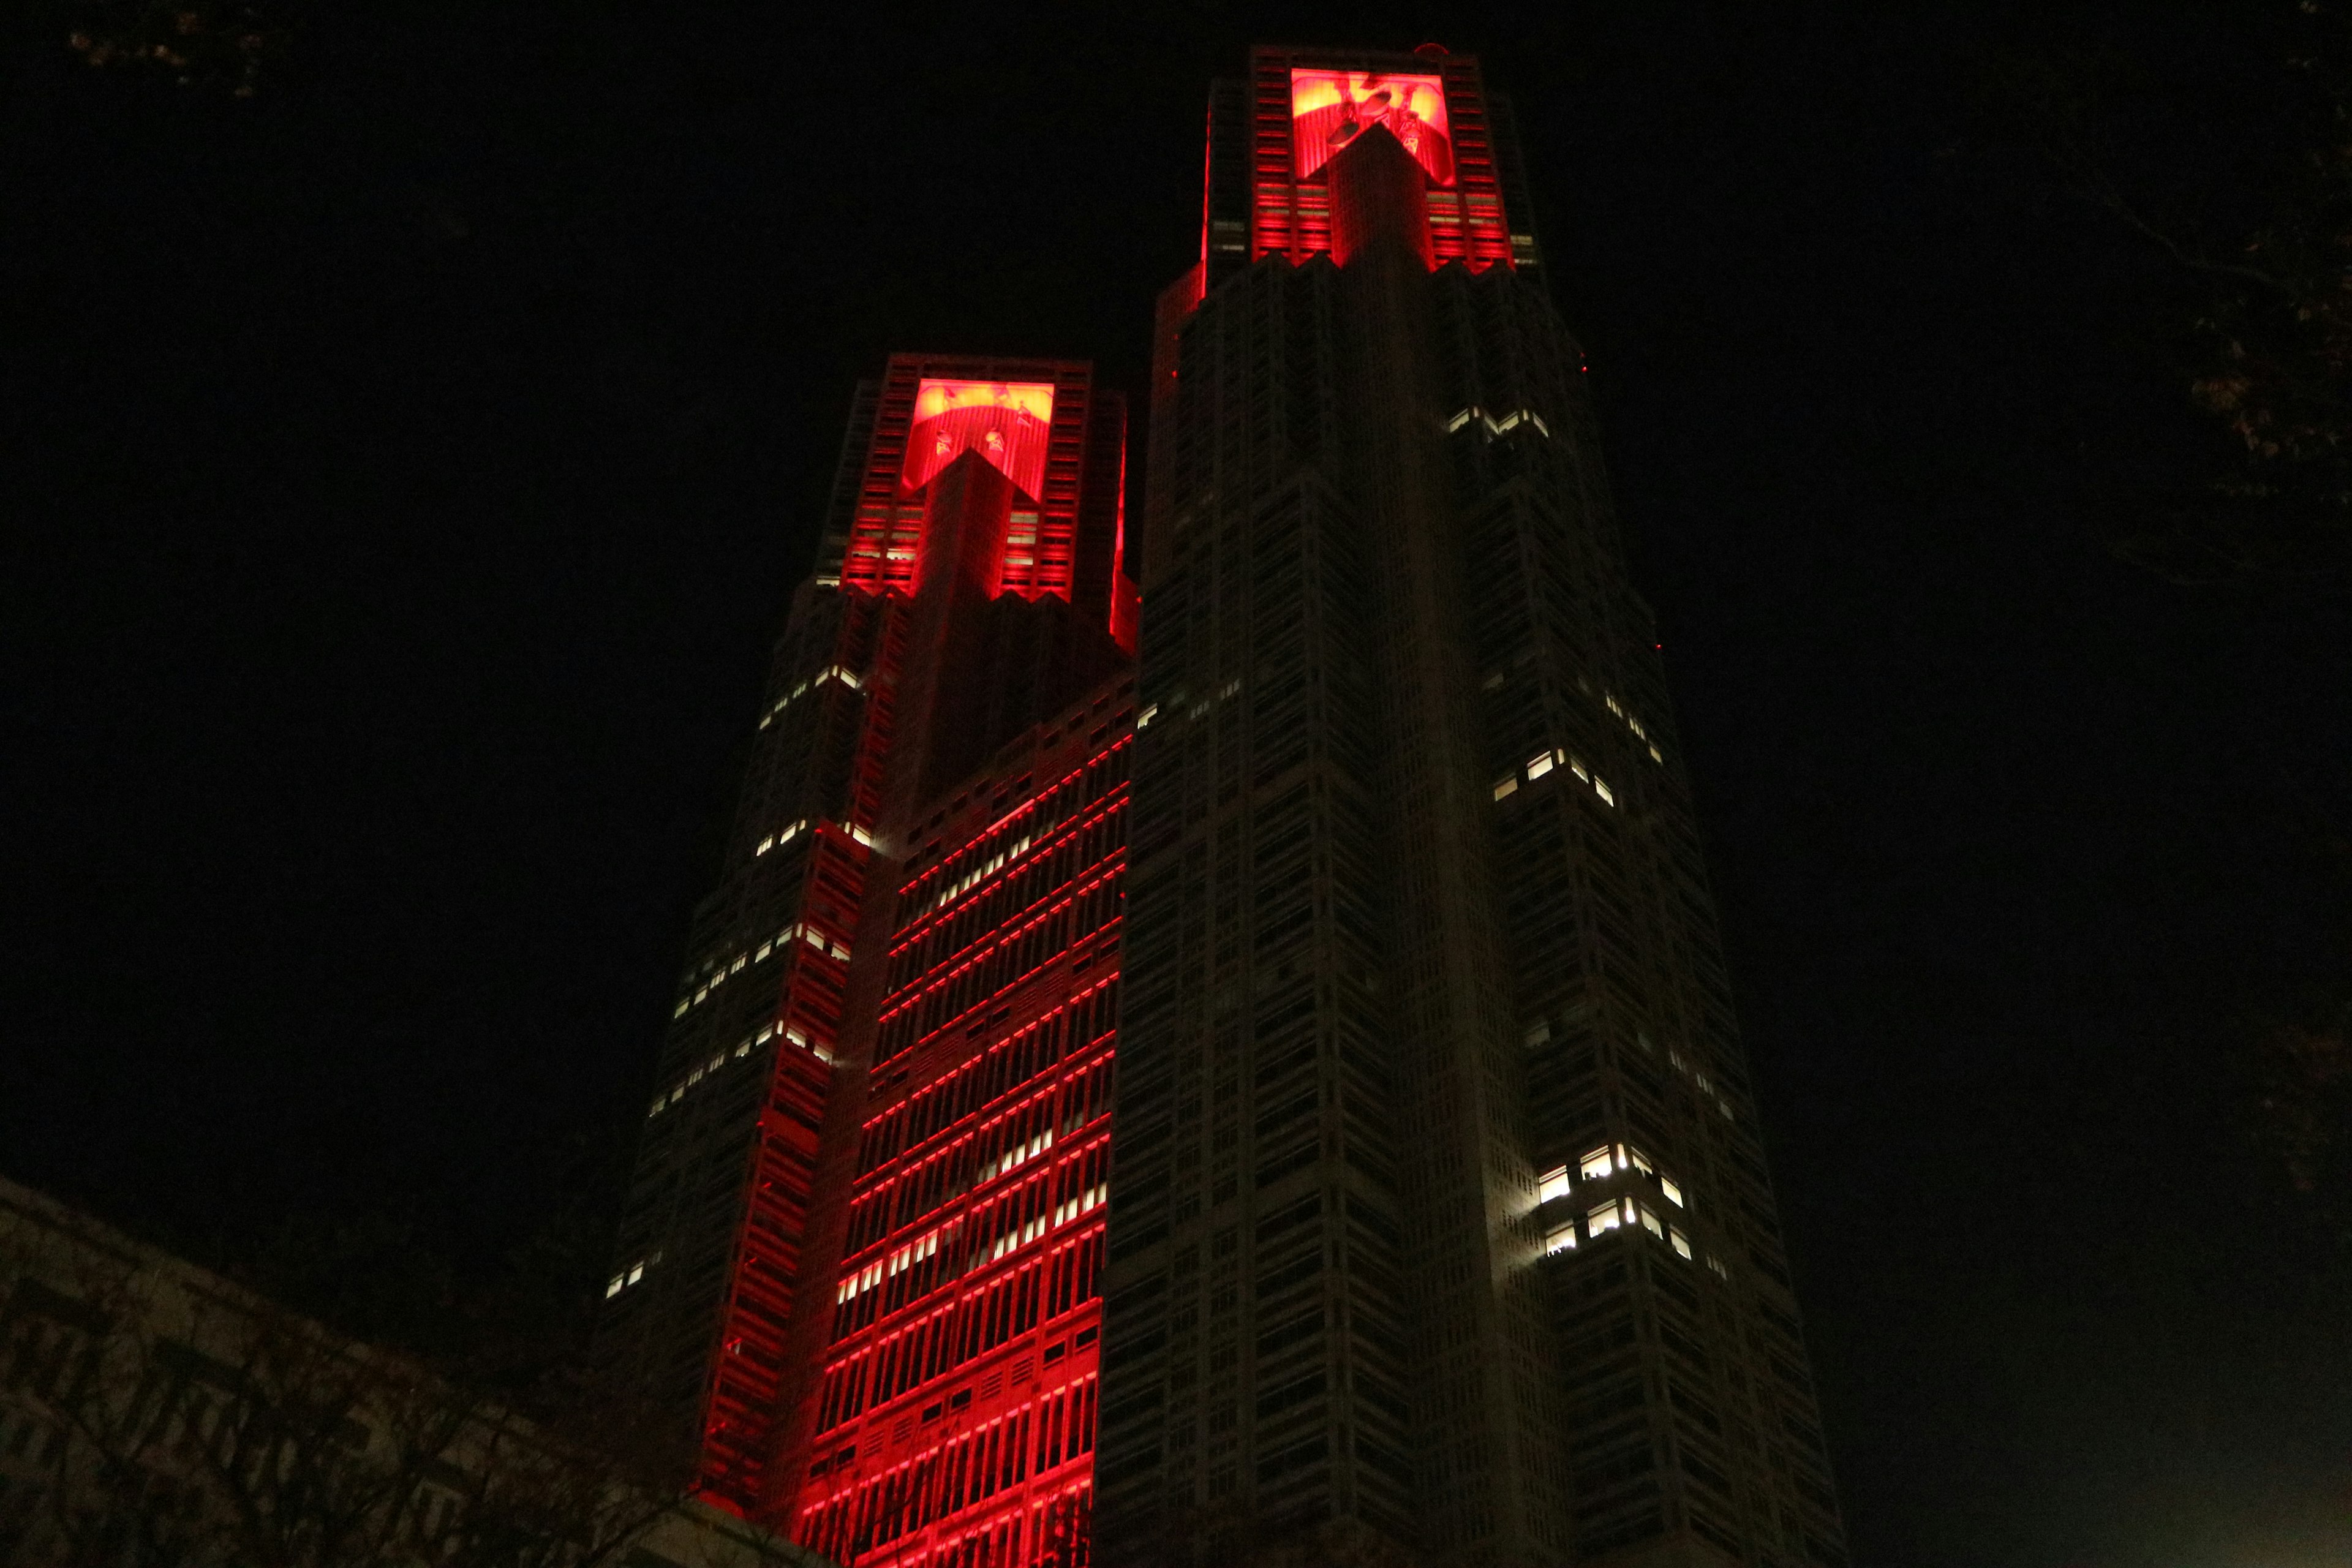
[598,354,1137,1549]
[1097,44,1847,1568]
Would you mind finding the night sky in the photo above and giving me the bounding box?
[5,4,2348,1565]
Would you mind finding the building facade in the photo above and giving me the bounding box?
[1093,43,1845,1568]
[604,40,1844,1568]
[595,355,1138,1565]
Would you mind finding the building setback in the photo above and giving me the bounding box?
[601,40,1845,1568]
[1093,43,1846,1568]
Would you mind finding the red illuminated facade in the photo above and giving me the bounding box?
[1199,45,1533,286]
[835,362,1136,646]
[612,40,1844,1568]
[598,353,1133,1546]
[791,712,1129,1566]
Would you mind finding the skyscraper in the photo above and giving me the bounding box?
[603,40,1845,1568]
[1095,43,1845,1568]
[597,354,1137,1540]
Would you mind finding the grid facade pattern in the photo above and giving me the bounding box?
[791,704,1134,1567]
[601,355,1134,1524]
[1099,45,1845,1568]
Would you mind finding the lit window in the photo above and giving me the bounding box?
[1638,1205,1665,1240]
[1544,1224,1577,1256]
[1493,775,1518,801]
[756,837,774,856]
[1446,408,1475,434]
[1594,778,1616,806]
[1580,1147,1614,1181]
[1522,1020,1550,1047]
[1649,744,1664,764]
[1623,1145,1653,1176]
[1670,1229,1693,1261]
[1526,752,1554,780]
[626,1263,644,1285]
[606,1276,624,1298]
[1660,1177,1683,1208]
[1537,1166,1570,1204]
[1707,1253,1730,1280]
[1137,703,1159,729]
[1586,1202,1622,1238]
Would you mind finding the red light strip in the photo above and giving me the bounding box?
[899,736,1133,903]
[874,858,1125,1042]
[791,727,1125,1567]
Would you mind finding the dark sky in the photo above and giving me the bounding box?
[5,4,2348,1565]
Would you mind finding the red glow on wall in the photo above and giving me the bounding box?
[842,361,1110,614]
[903,380,1056,502]
[791,734,1129,1568]
[1221,51,1517,282]
[1289,68,1452,186]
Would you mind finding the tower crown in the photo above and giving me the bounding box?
[1194,43,1540,292]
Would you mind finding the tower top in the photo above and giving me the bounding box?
[1190,44,1542,294]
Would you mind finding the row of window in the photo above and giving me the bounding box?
[754,663,862,733]
[1444,404,1552,440]
[888,808,1126,992]
[875,872,1123,1057]
[798,1392,1098,1560]
[900,736,1131,907]
[913,831,1034,922]
[1493,747,1615,807]
[650,983,850,1120]
[1602,690,1665,763]
[839,1137,1112,1311]
[1540,1196,1725,1277]
[818,1231,1105,1433]
[671,911,849,1020]
[856,981,1120,1178]
[752,818,809,858]
[1536,1142,1686,1210]
[850,1049,1112,1251]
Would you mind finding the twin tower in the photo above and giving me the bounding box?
[598,43,1846,1568]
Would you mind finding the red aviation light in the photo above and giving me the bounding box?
[1289,68,1453,186]
[903,379,1056,501]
